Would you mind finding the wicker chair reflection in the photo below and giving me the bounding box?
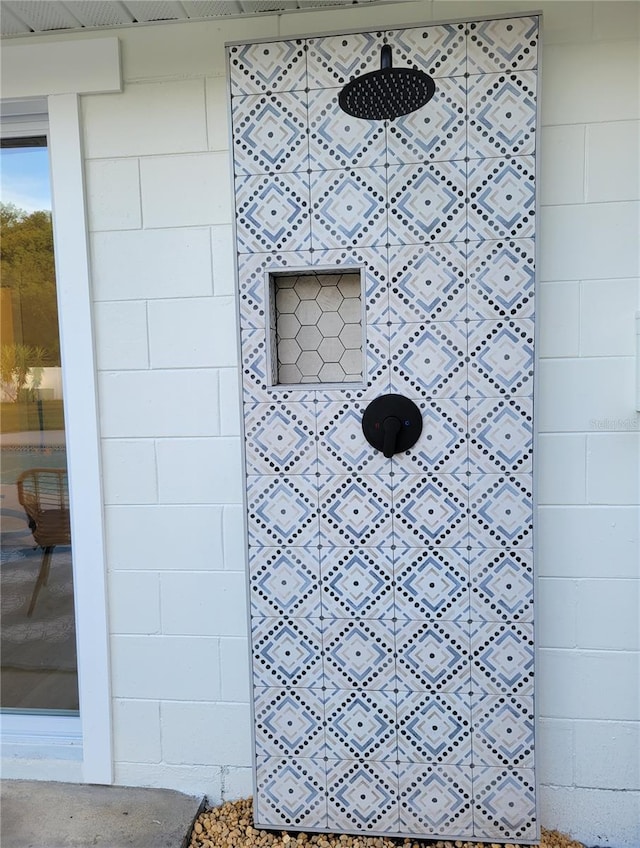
[16,468,71,617]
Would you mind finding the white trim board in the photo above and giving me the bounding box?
[49,92,113,785]
[0,38,122,98]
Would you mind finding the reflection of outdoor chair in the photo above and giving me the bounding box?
[16,468,71,617]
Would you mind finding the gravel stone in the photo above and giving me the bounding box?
[189,798,591,848]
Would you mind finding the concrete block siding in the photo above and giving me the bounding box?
[91,2,637,842]
[3,1,636,845]
[534,6,640,841]
[80,27,255,801]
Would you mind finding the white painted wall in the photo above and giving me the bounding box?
[2,2,638,846]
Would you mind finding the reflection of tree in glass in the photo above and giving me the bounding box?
[0,202,61,364]
[1,343,49,402]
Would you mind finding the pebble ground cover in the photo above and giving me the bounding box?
[189,798,591,848]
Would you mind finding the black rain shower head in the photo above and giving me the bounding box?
[338,44,436,121]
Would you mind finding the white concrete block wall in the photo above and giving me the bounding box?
[4,1,636,843]
[534,4,640,845]
[81,26,255,799]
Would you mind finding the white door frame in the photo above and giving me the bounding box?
[1,37,121,784]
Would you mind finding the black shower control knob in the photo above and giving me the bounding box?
[383,416,402,458]
[362,394,423,458]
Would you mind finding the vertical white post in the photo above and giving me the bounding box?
[48,93,113,785]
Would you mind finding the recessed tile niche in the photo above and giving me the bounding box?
[271,270,363,385]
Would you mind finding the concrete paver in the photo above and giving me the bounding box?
[0,780,205,848]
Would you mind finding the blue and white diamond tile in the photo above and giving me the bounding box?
[318,474,393,547]
[468,474,533,548]
[252,617,323,688]
[308,87,386,171]
[236,172,311,254]
[472,694,534,767]
[393,474,468,548]
[388,161,466,245]
[325,689,397,761]
[386,76,466,166]
[467,72,537,160]
[467,156,535,242]
[467,319,534,398]
[232,92,308,175]
[317,400,390,475]
[398,765,473,837]
[306,32,384,89]
[320,547,394,619]
[245,403,317,475]
[326,760,399,833]
[388,242,466,324]
[472,767,537,841]
[254,686,325,758]
[397,693,471,764]
[396,398,467,475]
[470,549,533,623]
[310,168,387,250]
[237,253,268,330]
[386,24,467,78]
[467,238,535,320]
[254,756,327,829]
[395,620,470,692]
[467,16,539,74]
[394,548,469,622]
[470,622,534,695]
[323,618,396,691]
[358,245,389,325]
[241,329,272,403]
[247,475,319,547]
[233,21,539,841]
[468,397,533,474]
[228,40,307,95]
[390,322,467,399]
[249,547,321,619]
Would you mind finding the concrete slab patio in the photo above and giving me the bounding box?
[0,780,205,848]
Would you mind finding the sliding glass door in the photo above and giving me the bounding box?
[0,136,78,713]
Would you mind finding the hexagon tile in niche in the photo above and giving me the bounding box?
[274,271,363,384]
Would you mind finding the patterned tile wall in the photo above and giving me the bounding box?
[229,13,538,843]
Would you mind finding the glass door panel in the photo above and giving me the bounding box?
[0,137,79,713]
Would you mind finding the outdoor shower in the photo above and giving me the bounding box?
[338,44,436,120]
[229,14,539,842]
